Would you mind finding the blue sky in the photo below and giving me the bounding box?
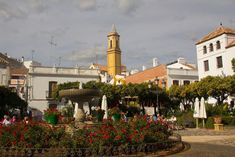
[0,0,235,70]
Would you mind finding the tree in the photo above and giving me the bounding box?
[168,84,198,111]
[0,86,27,118]
[199,76,233,105]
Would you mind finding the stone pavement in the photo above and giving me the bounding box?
[170,126,235,157]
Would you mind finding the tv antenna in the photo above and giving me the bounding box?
[58,56,61,67]
[49,36,57,47]
[49,36,57,65]
[31,50,35,61]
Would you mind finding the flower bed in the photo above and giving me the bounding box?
[0,115,178,156]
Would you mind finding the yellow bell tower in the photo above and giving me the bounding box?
[107,24,122,76]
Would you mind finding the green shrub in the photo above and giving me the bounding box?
[205,117,214,129]
[222,116,235,125]
[206,103,229,117]
[126,106,141,117]
[176,110,195,128]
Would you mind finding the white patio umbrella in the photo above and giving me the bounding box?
[199,97,207,128]
[193,98,200,128]
[179,103,185,111]
[101,95,108,119]
[73,103,78,118]
[79,82,83,89]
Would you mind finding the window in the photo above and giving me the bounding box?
[48,81,57,98]
[116,40,119,48]
[204,60,209,71]
[209,43,213,52]
[173,80,179,86]
[216,56,223,68]
[203,46,207,54]
[216,41,221,50]
[110,40,112,48]
[183,80,190,85]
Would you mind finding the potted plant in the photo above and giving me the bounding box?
[44,108,61,125]
[109,107,121,121]
[213,115,222,124]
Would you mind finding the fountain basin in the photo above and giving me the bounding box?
[59,89,101,103]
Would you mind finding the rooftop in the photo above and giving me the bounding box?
[196,26,235,45]
[226,39,235,49]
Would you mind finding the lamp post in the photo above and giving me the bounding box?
[148,81,155,115]
[155,77,160,116]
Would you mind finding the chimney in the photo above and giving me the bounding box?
[177,57,186,64]
[21,56,24,62]
[153,58,159,67]
[142,65,146,71]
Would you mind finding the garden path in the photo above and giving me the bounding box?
[170,126,235,157]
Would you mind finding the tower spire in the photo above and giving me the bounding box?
[111,24,117,32]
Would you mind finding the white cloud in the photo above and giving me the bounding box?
[116,0,140,14]
[77,0,96,11]
[65,45,106,63]
[0,2,27,21]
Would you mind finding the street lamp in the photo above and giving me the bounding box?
[148,81,155,116]
[154,77,160,116]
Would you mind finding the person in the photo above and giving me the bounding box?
[121,112,128,122]
[23,116,29,124]
[2,115,11,126]
[152,114,158,122]
[11,115,17,124]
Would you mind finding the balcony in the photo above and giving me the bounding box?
[9,79,25,85]
[167,68,198,76]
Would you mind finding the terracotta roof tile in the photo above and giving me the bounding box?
[226,39,235,49]
[125,64,167,84]
[10,68,28,75]
[93,64,107,72]
[0,52,24,68]
[196,26,235,45]
[94,63,126,72]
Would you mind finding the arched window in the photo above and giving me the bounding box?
[110,40,112,48]
[203,46,207,54]
[209,43,213,52]
[216,41,221,50]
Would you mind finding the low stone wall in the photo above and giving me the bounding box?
[0,134,183,157]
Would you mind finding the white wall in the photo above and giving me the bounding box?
[196,34,235,79]
[24,61,41,69]
[167,68,198,87]
[27,66,100,112]
[0,66,10,86]
[224,46,235,75]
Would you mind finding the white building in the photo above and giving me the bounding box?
[0,57,10,86]
[166,57,198,87]
[196,25,235,80]
[23,60,41,69]
[126,57,198,88]
[26,65,100,112]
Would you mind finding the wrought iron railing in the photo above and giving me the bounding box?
[0,134,182,157]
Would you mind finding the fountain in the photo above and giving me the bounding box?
[59,83,101,126]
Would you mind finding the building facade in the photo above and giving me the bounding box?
[26,65,100,112]
[196,26,235,80]
[0,53,27,95]
[125,58,198,88]
[0,61,10,86]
